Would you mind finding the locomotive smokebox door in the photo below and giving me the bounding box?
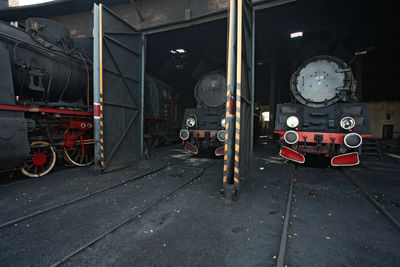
[93,4,145,172]
[291,56,356,108]
[194,73,226,109]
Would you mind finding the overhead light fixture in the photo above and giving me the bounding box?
[355,50,367,55]
[290,32,303,38]
[170,49,187,54]
[175,64,184,70]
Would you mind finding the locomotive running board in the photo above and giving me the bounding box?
[279,146,305,164]
[185,142,199,155]
[331,152,359,166]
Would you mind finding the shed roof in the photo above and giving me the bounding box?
[0,0,131,21]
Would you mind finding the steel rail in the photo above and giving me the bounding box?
[50,165,210,267]
[341,169,400,231]
[276,164,296,267]
[0,165,168,229]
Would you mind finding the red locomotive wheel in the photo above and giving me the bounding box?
[21,141,56,178]
[63,131,94,167]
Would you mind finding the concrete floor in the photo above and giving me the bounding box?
[0,143,399,266]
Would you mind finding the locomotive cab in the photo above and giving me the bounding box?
[274,56,371,166]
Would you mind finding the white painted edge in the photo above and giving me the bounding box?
[284,130,299,145]
[343,133,363,148]
[279,146,305,164]
[331,152,360,167]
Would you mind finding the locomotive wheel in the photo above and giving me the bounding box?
[63,132,94,167]
[21,141,56,178]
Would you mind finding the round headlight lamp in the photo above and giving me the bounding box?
[340,117,355,130]
[186,116,196,128]
[221,117,226,128]
[286,116,299,128]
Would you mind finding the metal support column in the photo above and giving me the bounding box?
[93,3,101,166]
[249,7,255,164]
[223,0,237,195]
[223,0,254,198]
[140,34,146,157]
[355,56,363,101]
[268,61,276,141]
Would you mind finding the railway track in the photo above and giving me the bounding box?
[0,156,216,266]
[276,164,399,267]
[340,168,400,230]
[50,164,210,266]
[0,165,168,229]
[0,148,197,229]
[276,164,296,267]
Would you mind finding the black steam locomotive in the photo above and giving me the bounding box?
[0,18,179,177]
[274,55,371,166]
[179,72,227,156]
[0,18,94,177]
[144,75,181,150]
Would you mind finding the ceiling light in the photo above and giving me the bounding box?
[290,32,303,38]
[355,50,367,55]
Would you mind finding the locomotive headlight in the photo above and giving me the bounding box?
[286,116,299,128]
[186,116,196,128]
[221,117,226,128]
[340,117,355,130]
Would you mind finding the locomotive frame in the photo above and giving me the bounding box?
[0,106,95,177]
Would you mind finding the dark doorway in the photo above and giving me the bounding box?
[382,124,394,140]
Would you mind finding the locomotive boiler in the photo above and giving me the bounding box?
[179,72,227,156]
[0,18,94,177]
[274,55,371,166]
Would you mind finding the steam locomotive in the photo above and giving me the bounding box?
[0,18,179,177]
[0,18,94,177]
[179,72,227,156]
[144,75,181,150]
[274,55,371,166]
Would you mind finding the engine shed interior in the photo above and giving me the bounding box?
[0,0,399,171]
[1,1,400,265]
[143,0,400,106]
[1,0,399,130]
[143,0,399,140]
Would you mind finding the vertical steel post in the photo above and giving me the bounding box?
[140,34,146,157]
[268,62,276,141]
[223,0,237,191]
[249,8,255,165]
[233,0,243,188]
[355,56,363,101]
[93,4,101,166]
